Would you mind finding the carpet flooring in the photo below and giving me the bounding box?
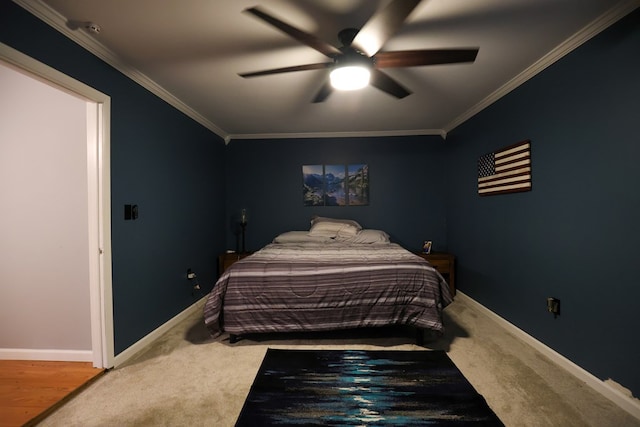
[37,294,639,426]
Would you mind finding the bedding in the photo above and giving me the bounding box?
[204,236,453,341]
[308,216,362,238]
[272,231,334,244]
[337,228,390,244]
[310,215,362,230]
[273,229,390,245]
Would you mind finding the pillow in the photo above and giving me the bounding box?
[309,220,360,238]
[308,216,362,238]
[310,216,362,230]
[273,231,333,244]
[339,229,390,244]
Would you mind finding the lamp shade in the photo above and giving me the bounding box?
[330,65,371,91]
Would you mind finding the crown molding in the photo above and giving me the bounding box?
[226,128,446,144]
[14,0,636,143]
[443,0,639,134]
[15,0,442,144]
[12,0,229,141]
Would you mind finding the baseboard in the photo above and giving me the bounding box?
[456,291,640,420]
[0,298,207,366]
[113,297,206,367]
[0,348,93,362]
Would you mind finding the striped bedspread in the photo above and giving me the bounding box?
[204,242,453,338]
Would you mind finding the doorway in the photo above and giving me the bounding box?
[0,42,113,368]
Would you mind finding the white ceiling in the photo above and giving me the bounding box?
[17,0,638,141]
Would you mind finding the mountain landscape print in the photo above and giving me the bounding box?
[347,164,369,206]
[303,164,369,206]
[303,165,325,206]
[324,165,346,206]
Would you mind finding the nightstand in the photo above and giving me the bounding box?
[414,252,456,296]
[218,252,253,277]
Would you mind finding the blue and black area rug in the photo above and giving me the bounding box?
[235,349,504,426]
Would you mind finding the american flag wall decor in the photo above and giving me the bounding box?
[478,140,531,196]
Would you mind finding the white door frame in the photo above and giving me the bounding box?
[0,42,114,368]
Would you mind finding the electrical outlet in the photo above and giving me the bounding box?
[190,281,202,298]
[547,297,560,318]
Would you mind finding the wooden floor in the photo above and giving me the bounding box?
[0,360,105,427]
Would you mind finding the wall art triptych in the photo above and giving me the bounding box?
[303,164,369,206]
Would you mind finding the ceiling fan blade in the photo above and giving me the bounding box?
[374,48,479,68]
[239,62,332,78]
[312,81,333,103]
[370,69,411,99]
[245,7,341,58]
[351,0,422,57]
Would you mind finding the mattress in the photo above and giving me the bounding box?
[204,240,453,339]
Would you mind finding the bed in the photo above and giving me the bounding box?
[204,217,453,343]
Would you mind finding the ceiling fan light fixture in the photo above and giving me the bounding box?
[330,65,371,91]
[240,3,479,102]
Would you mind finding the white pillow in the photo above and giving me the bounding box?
[310,216,362,230]
[308,221,359,237]
[336,224,360,237]
[273,231,333,244]
[308,216,362,238]
[339,229,390,244]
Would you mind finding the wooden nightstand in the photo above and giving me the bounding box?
[218,252,253,277]
[414,252,456,297]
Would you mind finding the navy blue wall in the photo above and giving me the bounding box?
[4,0,639,397]
[446,9,640,395]
[0,1,227,354]
[224,136,448,252]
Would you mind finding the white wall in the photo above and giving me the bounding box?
[0,62,91,352]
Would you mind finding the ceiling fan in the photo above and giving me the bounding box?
[239,0,479,103]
